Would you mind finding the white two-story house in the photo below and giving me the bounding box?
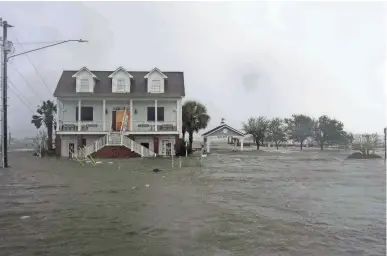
[54,66,184,158]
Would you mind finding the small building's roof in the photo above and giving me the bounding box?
[202,124,245,137]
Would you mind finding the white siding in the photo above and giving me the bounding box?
[60,135,104,157]
[75,70,95,93]
[111,70,131,93]
[131,100,177,128]
[147,71,165,93]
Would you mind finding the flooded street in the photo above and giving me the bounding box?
[0,151,385,256]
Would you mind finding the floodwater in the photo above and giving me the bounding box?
[0,150,385,256]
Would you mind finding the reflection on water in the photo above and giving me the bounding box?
[0,151,385,256]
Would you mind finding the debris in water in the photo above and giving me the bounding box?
[145,184,150,188]
[108,162,113,164]
[86,160,91,163]
[162,176,165,178]
[236,158,241,161]
[95,161,102,164]
[153,168,161,172]
[20,216,30,220]
[132,186,136,190]
[202,154,207,158]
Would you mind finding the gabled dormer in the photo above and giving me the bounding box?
[144,67,168,93]
[72,67,99,93]
[108,67,133,93]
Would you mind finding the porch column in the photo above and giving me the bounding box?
[206,138,210,153]
[130,99,133,131]
[78,100,81,131]
[102,100,106,131]
[154,100,158,131]
[176,99,179,134]
[56,99,60,132]
[240,137,244,151]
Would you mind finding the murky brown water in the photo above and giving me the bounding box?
[0,150,385,256]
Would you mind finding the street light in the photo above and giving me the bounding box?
[8,39,88,59]
[1,19,88,167]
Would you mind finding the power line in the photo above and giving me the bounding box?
[14,38,53,96]
[8,82,35,114]
[10,64,43,100]
[8,79,35,111]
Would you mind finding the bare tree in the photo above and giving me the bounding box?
[353,133,379,156]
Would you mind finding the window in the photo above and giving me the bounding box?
[157,107,164,121]
[76,107,93,121]
[79,79,89,92]
[147,107,164,121]
[116,79,125,92]
[150,79,161,93]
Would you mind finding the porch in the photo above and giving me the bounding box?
[56,98,181,134]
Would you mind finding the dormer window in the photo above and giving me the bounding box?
[109,67,132,93]
[117,79,126,92]
[79,79,89,92]
[151,79,161,93]
[73,67,98,93]
[145,68,167,93]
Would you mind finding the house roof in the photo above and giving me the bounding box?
[108,67,134,78]
[71,66,98,79]
[54,69,185,98]
[202,124,245,137]
[144,67,168,79]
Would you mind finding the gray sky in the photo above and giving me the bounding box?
[1,1,386,138]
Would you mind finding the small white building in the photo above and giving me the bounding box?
[54,67,184,158]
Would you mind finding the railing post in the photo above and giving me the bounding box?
[141,147,144,157]
[121,135,123,145]
[106,134,109,145]
[131,140,133,150]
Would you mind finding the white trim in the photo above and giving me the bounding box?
[72,66,98,79]
[108,66,134,78]
[144,67,168,79]
[202,124,245,137]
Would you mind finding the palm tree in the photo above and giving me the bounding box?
[182,101,210,151]
[31,100,57,151]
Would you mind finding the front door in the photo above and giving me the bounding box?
[161,140,172,156]
[114,110,130,131]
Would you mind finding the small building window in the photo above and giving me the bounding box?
[117,79,126,92]
[79,79,89,92]
[150,79,161,93]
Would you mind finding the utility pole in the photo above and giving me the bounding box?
[384,127,386,160]
[1,18,86,167]
[0,34,3,167]
[1,19,11,168]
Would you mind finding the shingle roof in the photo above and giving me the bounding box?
[53,70,185,98]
